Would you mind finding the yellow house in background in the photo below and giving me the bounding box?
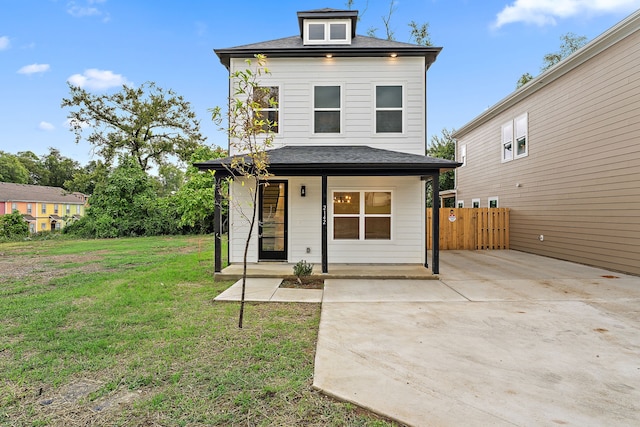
[0,182,87,233]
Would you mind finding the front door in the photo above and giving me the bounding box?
[259,181,287,261]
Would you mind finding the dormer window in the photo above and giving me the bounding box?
[304,19,351,45]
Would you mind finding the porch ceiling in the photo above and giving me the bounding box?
[194,145,461,177]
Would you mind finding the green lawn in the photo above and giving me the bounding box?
[0,235,395,426]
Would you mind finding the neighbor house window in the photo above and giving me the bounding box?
[253,86,279,133]
[457,200,464,208]
[11,202,17,212]
[375,85,403,133]
[502,113,528,162]
[304,20,351,45]
[76,205,81,214]
[54,204,59,214]
[489,197,499,208]
[333,191,392,240]
[29,223,35,233]
[314,85,341,133]
[27,203,32,214]
[41,223,46,230]
[501,121,513,162]
[41,204,47,214]
[472,198,480,208]
[66,204,71,215]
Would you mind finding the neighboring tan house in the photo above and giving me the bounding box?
[196,8,460,274]
[452,10,640,276]
[0,182,87,233]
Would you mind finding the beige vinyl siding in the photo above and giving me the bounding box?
[456,26,640,276]
[228,56,426,155]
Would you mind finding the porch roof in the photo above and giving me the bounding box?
[194,145,461,177]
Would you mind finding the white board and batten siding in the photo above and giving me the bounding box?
[228,56,427,156]
[455,23,640,276]
[228,176,425,265]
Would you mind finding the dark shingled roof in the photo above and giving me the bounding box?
[194,145,461,177]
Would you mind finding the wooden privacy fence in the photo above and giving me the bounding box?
[426,208,510,250]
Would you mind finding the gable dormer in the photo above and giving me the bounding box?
[297,9,358,45]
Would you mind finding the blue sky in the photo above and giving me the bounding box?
[2,0,639,166]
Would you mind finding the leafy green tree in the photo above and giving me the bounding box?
[174,145,227,233]
[66,156,174,238]
[517,32,587,88]
[40,148,81,188]
[64,160,109,195]
[154,163,186,197]
[0,151,29,183]
[15,151,46,185]
[426,128,456,207]
[408,21,432,46]
[0,210,29,239]
[62,81,205,171]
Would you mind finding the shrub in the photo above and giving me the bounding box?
[293,260,313,284]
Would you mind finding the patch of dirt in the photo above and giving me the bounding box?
[0,253,106,284]
[279,276,324,289]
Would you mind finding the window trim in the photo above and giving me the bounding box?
[457,200,464,208]
[374,84,404,134]
[303,19,352,45]
[254,85,280,134]
[501,112,528,162]
[331,189,393,241]
[472,198,480,208]
[312,83,343,135]
[488,197,499,208]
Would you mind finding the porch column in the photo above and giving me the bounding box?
[214,175,222,274]
[432,173,440,274]
[321,174,328,273]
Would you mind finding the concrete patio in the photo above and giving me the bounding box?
[314,251,640,426]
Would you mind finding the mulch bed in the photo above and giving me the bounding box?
[279,276,324,289]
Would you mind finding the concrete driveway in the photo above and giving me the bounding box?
[313,250,640,426]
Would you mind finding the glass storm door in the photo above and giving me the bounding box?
[259,181,287,260]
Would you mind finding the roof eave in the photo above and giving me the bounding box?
[214,46,442,69]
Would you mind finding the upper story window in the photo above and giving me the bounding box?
[76,205,81,214]
[41,203,47,214]
[375,85,403,133]
[54,204,59,214]
[11,202,17,212]
[253,86,279,133]
[27,203,32,214]
[314,85,341,134]
[66,204,71,214]
[304,19,351,45]
[502,113,528,162]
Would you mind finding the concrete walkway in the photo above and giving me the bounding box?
[313,251,640,426]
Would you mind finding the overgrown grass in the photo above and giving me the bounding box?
[0,235,396,426]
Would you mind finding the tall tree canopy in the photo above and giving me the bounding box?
[62,81,205,171]
[517,32,588,88]
[0,151,29,184]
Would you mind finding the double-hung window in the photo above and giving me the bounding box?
[375,85,403,133]
[502,113,528,162]
[54,204,59,214]
[253,86,279,133]
[41,203,47,214]
[27,203,32,214]
[333,191,392,240]
[314,85,341,134]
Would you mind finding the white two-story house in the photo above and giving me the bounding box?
[197,8,460,274]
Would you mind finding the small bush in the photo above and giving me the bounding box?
[293,260,313,283]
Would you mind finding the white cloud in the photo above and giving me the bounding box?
[67,0,110,21]
[17,63,51,75]
[493,0,640,28]
[39,121,55,131]
[67,68,131,91]
[0,36,10,50]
